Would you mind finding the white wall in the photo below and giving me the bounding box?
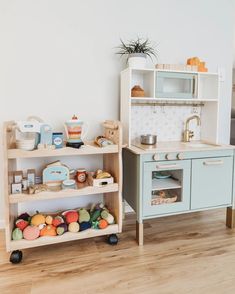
[0,0,234,226]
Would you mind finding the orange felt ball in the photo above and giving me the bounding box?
[98,219,108,229]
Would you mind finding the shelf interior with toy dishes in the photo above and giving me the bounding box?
[9,183,119,203]
[7,141,119,159]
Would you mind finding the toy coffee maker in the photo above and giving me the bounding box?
[64,115,88,148]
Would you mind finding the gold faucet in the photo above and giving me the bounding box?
[183,115,201,142]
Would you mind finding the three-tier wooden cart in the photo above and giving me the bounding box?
[3,120,122,263]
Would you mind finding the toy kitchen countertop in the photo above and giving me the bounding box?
[128,140,235,155]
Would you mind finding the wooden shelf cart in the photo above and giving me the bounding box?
[3,120,123,261]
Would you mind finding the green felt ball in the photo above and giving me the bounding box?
[12,228,23,240]
[79,208,90,223]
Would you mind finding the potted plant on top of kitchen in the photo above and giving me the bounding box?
[116,37,157,68]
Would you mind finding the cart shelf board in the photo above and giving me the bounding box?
[8,224,119,251]
[8,141,119,159]
[9,183,119,203]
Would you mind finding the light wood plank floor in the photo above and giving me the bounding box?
[1,209,235,294]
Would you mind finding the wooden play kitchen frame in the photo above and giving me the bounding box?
[3,120,123,261]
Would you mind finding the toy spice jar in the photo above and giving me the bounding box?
[76,169,87,183]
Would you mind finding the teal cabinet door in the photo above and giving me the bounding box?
[142,160,191,217]
[191,156,233,210]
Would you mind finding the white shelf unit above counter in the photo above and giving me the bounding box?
[120,67,220,146]
[124,67,219,102]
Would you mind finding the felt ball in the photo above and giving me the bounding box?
[68,222,79,233]
[52,216,64,227]
[31,213,46,226]
[80,222,91,231]
[45,215,53,225]
[56,223,68,235]
[79,208,90,223]
[98,219,108,229]
[23,225,40,240]
[65,211,79,224]
[15,219,29,231]
[12,228,23,240]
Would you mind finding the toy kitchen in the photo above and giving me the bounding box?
[121,63,235,245]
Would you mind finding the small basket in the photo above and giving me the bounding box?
[88,172,114,187]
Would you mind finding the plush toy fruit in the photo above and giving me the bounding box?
[80,222,91,231]
[90,209,101,222]
[15,219,29,231]
[98,219,108,229]
[31,213,46,226]
[56,223,68,235]
[52,216,64,227]
[101,210,114,224]
[79,208,90,223]
[23,225,40,240]
[12,228,23,240]
[45,215,53,225]
[68,222,79,233]
[40,225,57,237]
[17,212,30,221]
[65,211,79,224]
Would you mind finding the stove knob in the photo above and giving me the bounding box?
[153,154,159,161]
[165,153,174,160]
[177,153,184,160]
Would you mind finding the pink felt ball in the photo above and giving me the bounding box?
[23,225,40,240]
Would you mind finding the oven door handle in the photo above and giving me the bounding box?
[156,164,180,169]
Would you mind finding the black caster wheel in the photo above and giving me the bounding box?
[10,250,23,264]
[107,234,118,245]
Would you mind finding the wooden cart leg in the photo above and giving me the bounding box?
[136,221,144,246]
[226,207,235,228]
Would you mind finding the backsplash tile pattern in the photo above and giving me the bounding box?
[131,105,202,142]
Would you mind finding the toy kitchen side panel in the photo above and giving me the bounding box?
[123,149,143,222]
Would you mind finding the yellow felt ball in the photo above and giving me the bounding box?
[68,222,79,233]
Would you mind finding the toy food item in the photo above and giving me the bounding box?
[65,211,79,224]
[31,213,46,226]
[45,215,53,225]
[101,210,114,224]
[23,225,40,240]
[68,222,80,233]
[131,85,145,97]
[56,223,68,235]
[52,216,64,227]
[94,136,114,147]
[90,209,101,222]
[78,208,90,223]
[98,219,108,229]
[15,219,29,231]
[95,170,111,179]
[76,169,87,183]
[17,212,30,221]
[79,222,91,231]
[40,225,57,237]
[12,228,23,240]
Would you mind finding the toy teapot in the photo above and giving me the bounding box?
[64,115,89,148]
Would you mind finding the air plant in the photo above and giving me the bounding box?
[116,37,157,61]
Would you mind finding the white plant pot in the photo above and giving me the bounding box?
[128,53,147,68]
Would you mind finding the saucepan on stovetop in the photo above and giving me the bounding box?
[140,134,157,145]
